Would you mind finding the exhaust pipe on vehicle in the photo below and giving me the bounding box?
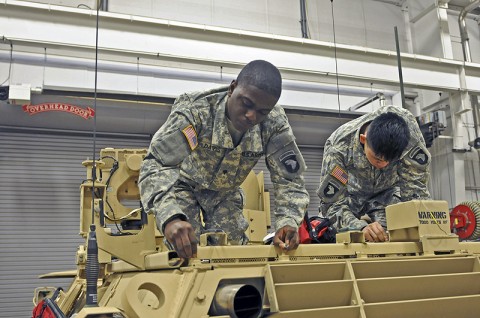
[210,284,263,318]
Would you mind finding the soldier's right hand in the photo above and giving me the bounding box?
[164,219,198,259]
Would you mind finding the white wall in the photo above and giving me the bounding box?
[411,5,445,57]
[2,0,480,204]
[23,0,480,61]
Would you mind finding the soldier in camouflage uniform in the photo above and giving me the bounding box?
[139,60,309,259]
[317,106,430,242]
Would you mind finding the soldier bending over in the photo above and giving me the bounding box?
[139,60,309,259]
[317,106,431,242]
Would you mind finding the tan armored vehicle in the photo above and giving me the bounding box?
[33,148,480,318]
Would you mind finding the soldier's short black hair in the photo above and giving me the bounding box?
[236,60,282,99]
[367,112,410,162]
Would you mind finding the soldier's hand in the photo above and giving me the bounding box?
[273,225,299,251]
[362,222,388,242]
[164,219,198,259]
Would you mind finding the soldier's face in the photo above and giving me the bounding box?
[360,133,390,169]
[226,81,278,132]
[364,142,389,169]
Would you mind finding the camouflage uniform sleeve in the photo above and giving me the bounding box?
[138,94,198,233]
[265,126,309,231]
[316,140,367,231]
[397,120,431,201]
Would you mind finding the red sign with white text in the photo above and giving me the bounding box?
[22,103,95,120]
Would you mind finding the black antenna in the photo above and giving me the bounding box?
[330,0,341,115]
[85,0,102,307]
[394,26,405,108]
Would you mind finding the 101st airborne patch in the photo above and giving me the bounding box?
[279,150,300,173]
[409,146,428,165]
[323,181,340,198]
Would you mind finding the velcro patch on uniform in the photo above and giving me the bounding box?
[317,176,345,203]
[323,181,340,198]
[182,125,198,150]
[330,165,348,185]
[408,146,428,165]
[279,150,299,173]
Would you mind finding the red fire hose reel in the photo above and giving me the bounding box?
[450,201,480,240]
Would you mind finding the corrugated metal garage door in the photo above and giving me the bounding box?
[0,130,322,317]
[0,130,151,318]
[300,147,323,216]
[253,146,322,221]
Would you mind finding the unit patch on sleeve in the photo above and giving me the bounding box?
[182,125,198,150]
[409,146,428,165]
[279,150,300,173]
[317,175,345,203]
[330,165,348,185]
[323,181,340,198]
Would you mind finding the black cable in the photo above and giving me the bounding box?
[330,0,341,115]
[394,26,405,108]
[77,4,92,9]
[103,158,126,234]
[99,156,118,184]
[98,156,133,235]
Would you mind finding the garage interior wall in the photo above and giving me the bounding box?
[1,1,479,205]
[0,0,480,316]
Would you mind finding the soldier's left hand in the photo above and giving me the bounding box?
[273,225,299,251]
[362,222,388,242]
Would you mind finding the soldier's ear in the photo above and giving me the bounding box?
[228,80,237,96]
[359,133,367,145]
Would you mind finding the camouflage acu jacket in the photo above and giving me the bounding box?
[317,105,431,230]
[139,86,309,233]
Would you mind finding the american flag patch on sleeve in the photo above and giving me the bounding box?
[331,165,348,185]
[182,125,198,150]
